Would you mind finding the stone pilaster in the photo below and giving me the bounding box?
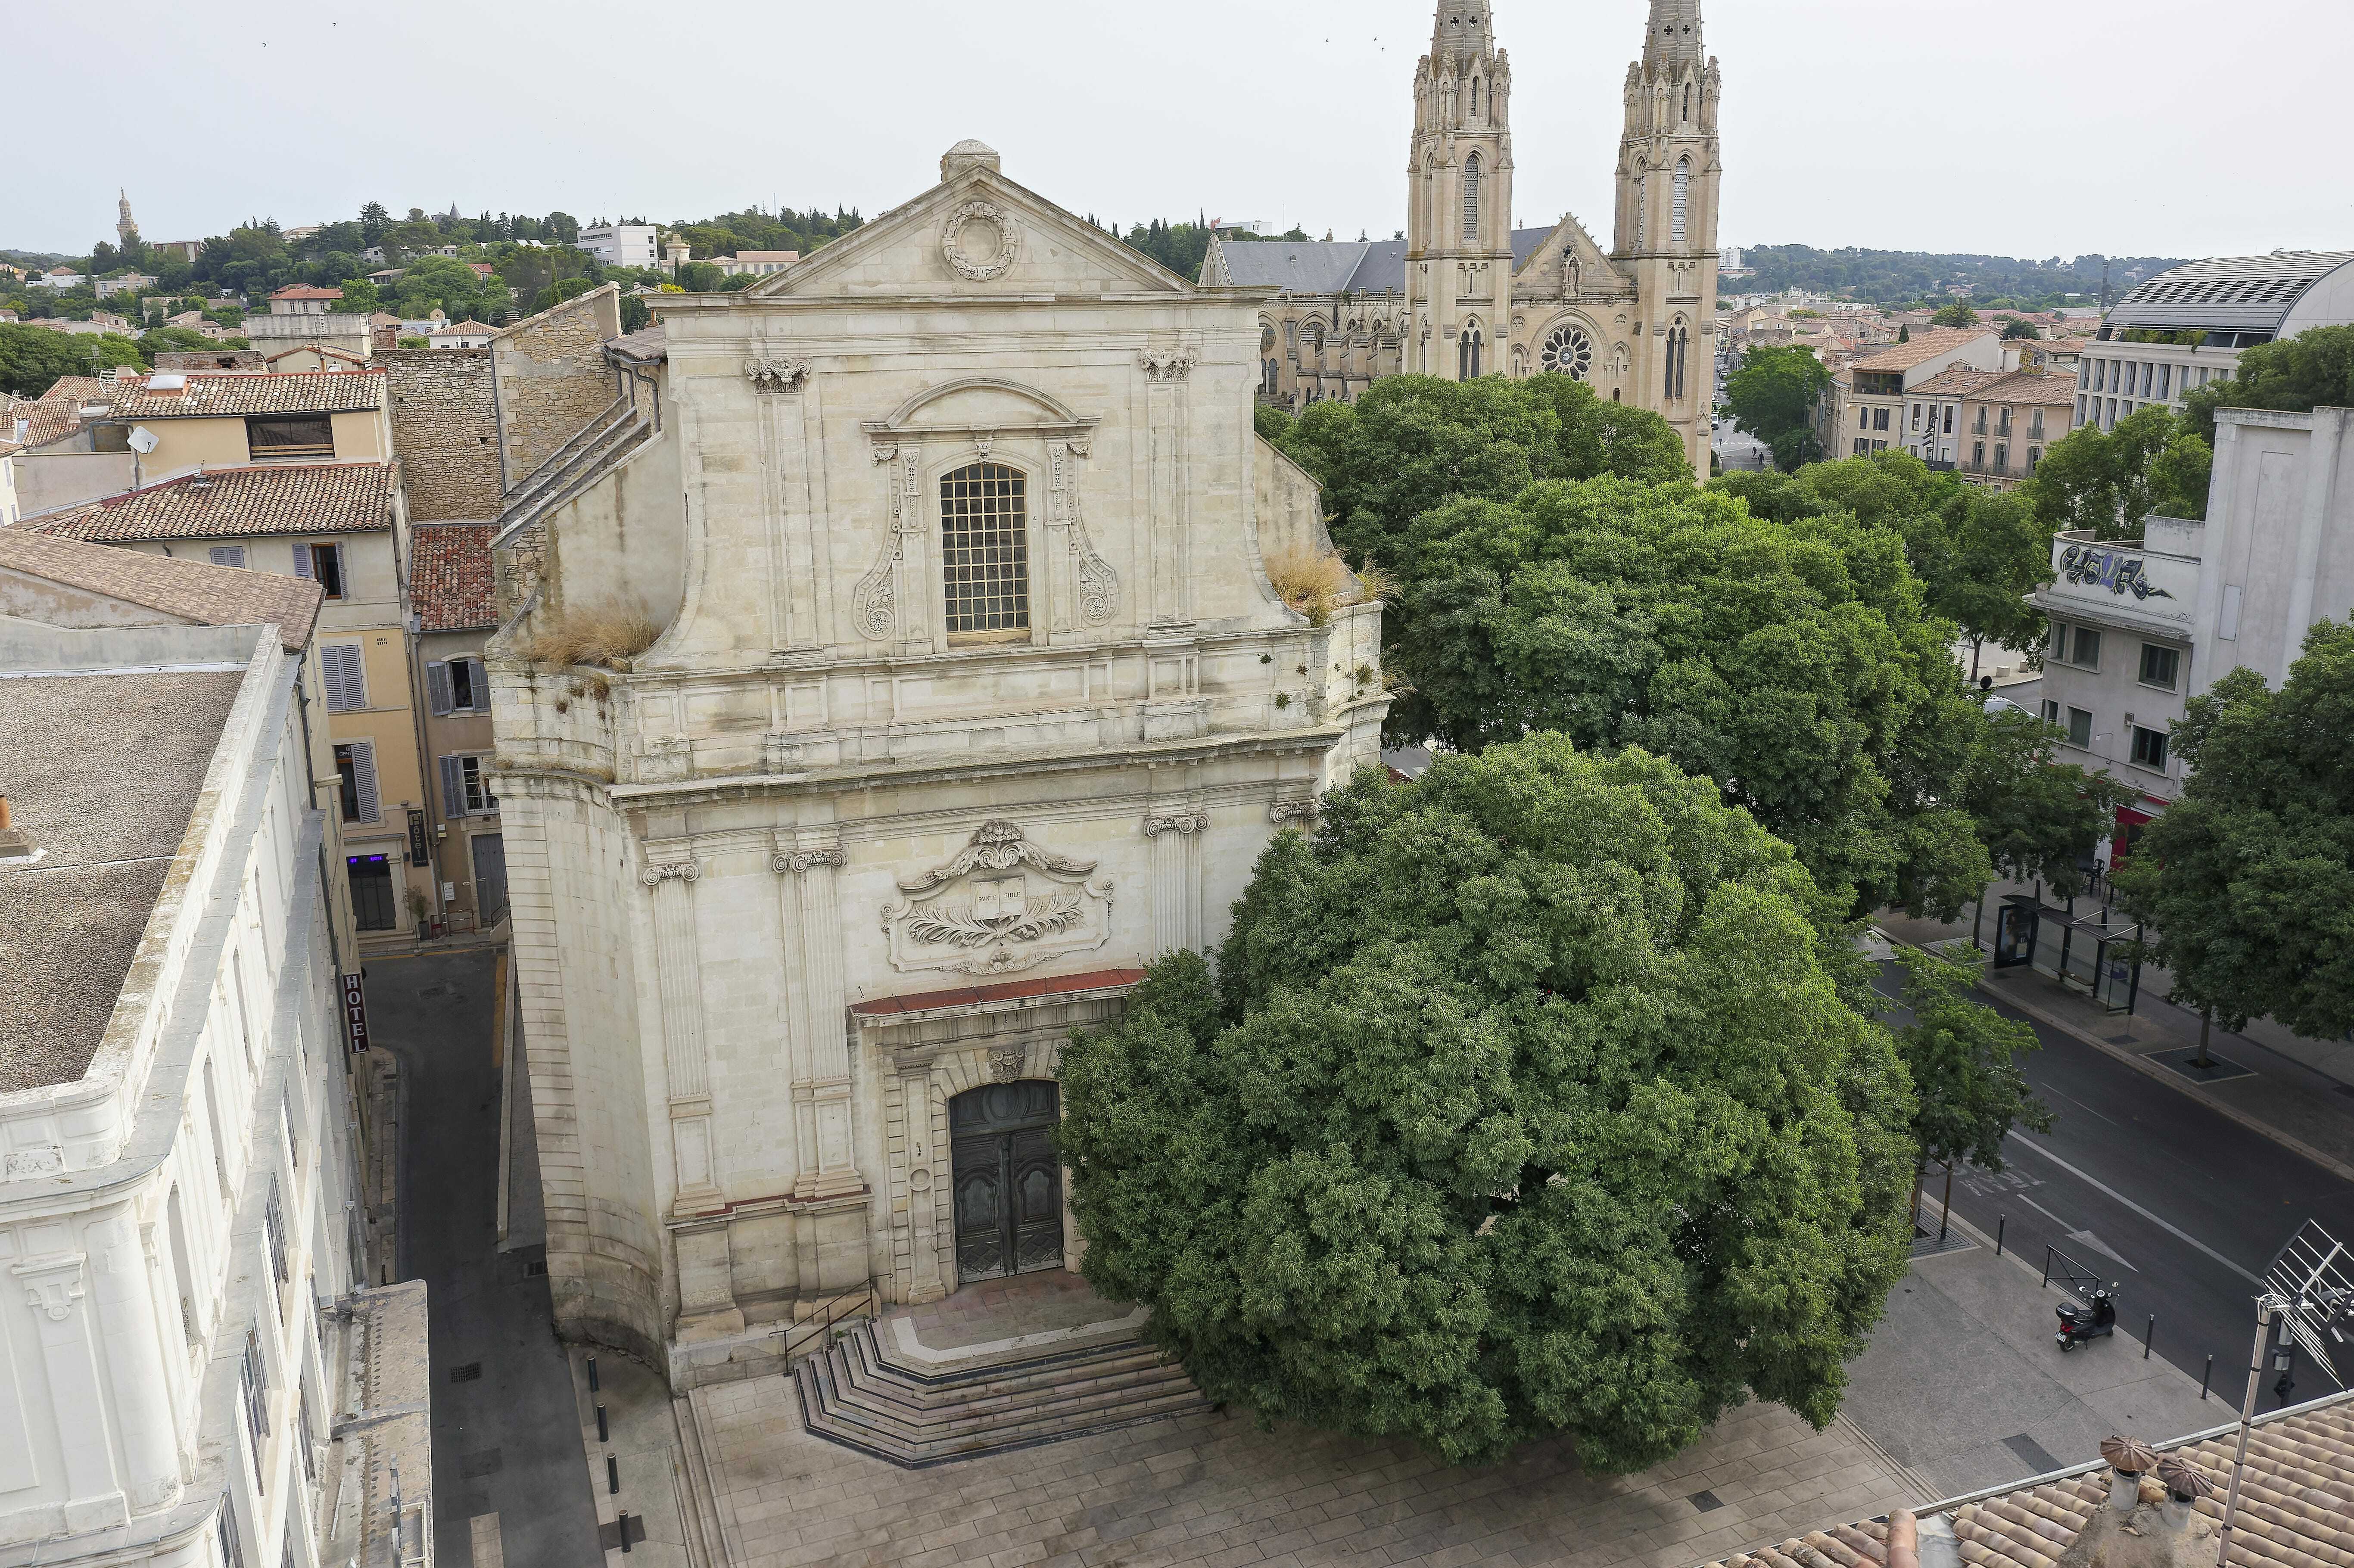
[1143,809,1209,956]
[775,841,864,1201]
[13,1251,127,1531]
[642,857,722,1213]
[1139,348,1197,626]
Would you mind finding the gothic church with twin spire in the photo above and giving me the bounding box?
[1201,0,1722,471]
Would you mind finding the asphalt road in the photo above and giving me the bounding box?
[370,947,602,1568]
[1875,959,2354,1410]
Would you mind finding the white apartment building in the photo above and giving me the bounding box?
[576,222,659,270]
[0,617,428,1568]
[2077,251,2354,433]
[2030,404,2354,861]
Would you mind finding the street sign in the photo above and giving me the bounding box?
[341,972,370,1052]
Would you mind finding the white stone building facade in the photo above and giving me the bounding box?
[0,621,420,1568]
[489,142,1388,1386]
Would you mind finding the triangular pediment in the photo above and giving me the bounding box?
[1514,212,1627,292]
[748,166,1191,299]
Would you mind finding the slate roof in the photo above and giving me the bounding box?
[409,523,497,632]
[1695,1392,2354,1568]
[1205,228,1557,296]
[2110,253,2354,334]
[24,461,396,542]
[0,530,322,650]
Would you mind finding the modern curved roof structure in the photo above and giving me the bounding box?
[2108,251,2354,336]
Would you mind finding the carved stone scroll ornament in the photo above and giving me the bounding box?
[1059,439,1119,627]
[1267,799,1318,828]
[1142,812,1210,838]
[882,821,1115,977]
[941,200,1020,282]
[744,357,812,393]
[990,1045,1028,1083]
[641,861,702,888]
[1137,347,1199,382]
[772,848,847,875]
[852,447,922,641]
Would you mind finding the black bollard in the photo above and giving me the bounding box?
[588,1353,600,1392]
[597,1403,608,1443]
[608,1455,620,1495]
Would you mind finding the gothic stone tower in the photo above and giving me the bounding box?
[1406,2,1515,381]
[1613,0,1721,470]
[116,188,136,247]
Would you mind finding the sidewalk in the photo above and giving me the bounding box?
[1838,1199,2220,1500]
[1879,886,2354,1182]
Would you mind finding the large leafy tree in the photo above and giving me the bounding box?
[0,322,143,397]
[1057,738,1917,1471]
[1890,949,2051,1172]
[1382,475,1993,917]
[2116,622,2354,1039]
[1269,372,1691,574]
[2024,404,2212,538]
[394,255,497,321]
[1959,708,2133,899]
[2180,324,2354,444]
[1722,345,1831,470]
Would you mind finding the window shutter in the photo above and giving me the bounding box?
[463,659,489,711]
[439,755,467,818]
[349,742,379,823]
[425,661,454,716]
[338,645,367,710]
[293,544,314,580]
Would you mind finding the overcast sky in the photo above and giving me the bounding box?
[12,0,2351,263]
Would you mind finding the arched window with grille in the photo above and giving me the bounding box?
[1462,153,1482,245]
[1470,77,1482,120]
[1459,322,1484,380]
[940,462,1029,642]
[1672,157,1691,249]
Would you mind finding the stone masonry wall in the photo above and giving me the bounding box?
[495,285,624,486]
[384,349,501,521]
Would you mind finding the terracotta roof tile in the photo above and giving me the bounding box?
[47,369,386,420]
[270,285,344,301]
[0,531,322,650]
[24,461,395,543]
[410,523,497,632]
[1911,367,2011,398]
[1970,370,2080,408]
[1852,327,2001,374]
[1694,1392,2354,1568]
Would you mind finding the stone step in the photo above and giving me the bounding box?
[795,1319,1212,1468]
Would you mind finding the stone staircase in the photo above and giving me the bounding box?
[792,1315,1210,1468]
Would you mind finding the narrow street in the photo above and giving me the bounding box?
[367,947,604,1568]
[1874,960,2354,1407]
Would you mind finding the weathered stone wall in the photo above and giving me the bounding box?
[384,349,501,521]
[495,286,624,485]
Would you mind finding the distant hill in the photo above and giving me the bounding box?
[1,249,70,272]
[1730,246,2192,310]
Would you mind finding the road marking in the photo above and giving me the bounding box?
[2006,1134,2266,1287]
[472,1513,504,1568]
[2049,1087,2121,1128]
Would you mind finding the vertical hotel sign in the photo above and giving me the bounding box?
[341,973,371,1052]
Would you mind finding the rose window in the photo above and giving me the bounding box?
[1540,324,1594,380]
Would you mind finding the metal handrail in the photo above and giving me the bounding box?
[778,1283,878,1364]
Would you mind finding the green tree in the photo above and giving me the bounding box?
[0,324,146,395]
[1959,708,2133,898]
[1722,345,1831,471]
[1930,302,1980,328]
[1383,475,1993,917]
[1056,738,1916,1471]
[1898,324,1911,344]
[1904,486,2056,672]
[2116,622,2354,1040]
[2179,325,2354,444]
[1889,949,2052,1171]
[2000,319,2041,341]
[330,278,381,314]
[394,255,493,320]
[2024,405,2211,537]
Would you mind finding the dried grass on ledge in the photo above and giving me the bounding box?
[1263,544,1395,627]
[513,602,661,671]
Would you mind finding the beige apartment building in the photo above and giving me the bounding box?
[411,520,507,930]
[20,459,434,948]
[1904,364,2077,486]
[1823,327,2004,458]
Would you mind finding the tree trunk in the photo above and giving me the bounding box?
[2195,1008,2215,1070]
[1971,637,1984,683]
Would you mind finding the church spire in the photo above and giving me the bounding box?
[1641,0,1704,76]
[1430,0,1497,67]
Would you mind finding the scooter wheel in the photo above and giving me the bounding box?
[2058,1338,2075,1352]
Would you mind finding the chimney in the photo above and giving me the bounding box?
[2155,1457,2217,1534]
[0,794,34,862]
[2100,1436,2160,1513]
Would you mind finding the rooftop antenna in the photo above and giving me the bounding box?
[2215,1220,2354,1568]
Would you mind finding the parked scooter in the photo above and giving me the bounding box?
[2055,1285,2120,1351]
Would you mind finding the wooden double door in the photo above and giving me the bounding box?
[950,1082,1064,1282]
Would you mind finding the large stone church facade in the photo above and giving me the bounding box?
[486,142,1387,1384]
[1203,0,1722,471]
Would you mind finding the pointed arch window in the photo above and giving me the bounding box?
[1672,157,1691,249]
[1462,153,1483,245]
[940,462,1030,641]
[1459,323,1484,380]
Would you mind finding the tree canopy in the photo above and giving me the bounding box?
[0,322,145,397]
[1379,473,1994,917]
[1730,246,2186,311]
[2023,405,2212,537]
[1722,345,1831,471]
[1930,302,1980,328]
[2180,325,2354,444]
[1889,949,2051,1171]
[1056,737,1916,1471]
[1958,708,2133,899]
[394,255,499,322]
[2117,621,2354,1039]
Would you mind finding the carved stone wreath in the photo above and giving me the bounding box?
[882,821,1115,976]
[941,200,1019,282]
[1541,324,1594,381]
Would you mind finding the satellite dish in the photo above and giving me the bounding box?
[128,426,159,454]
